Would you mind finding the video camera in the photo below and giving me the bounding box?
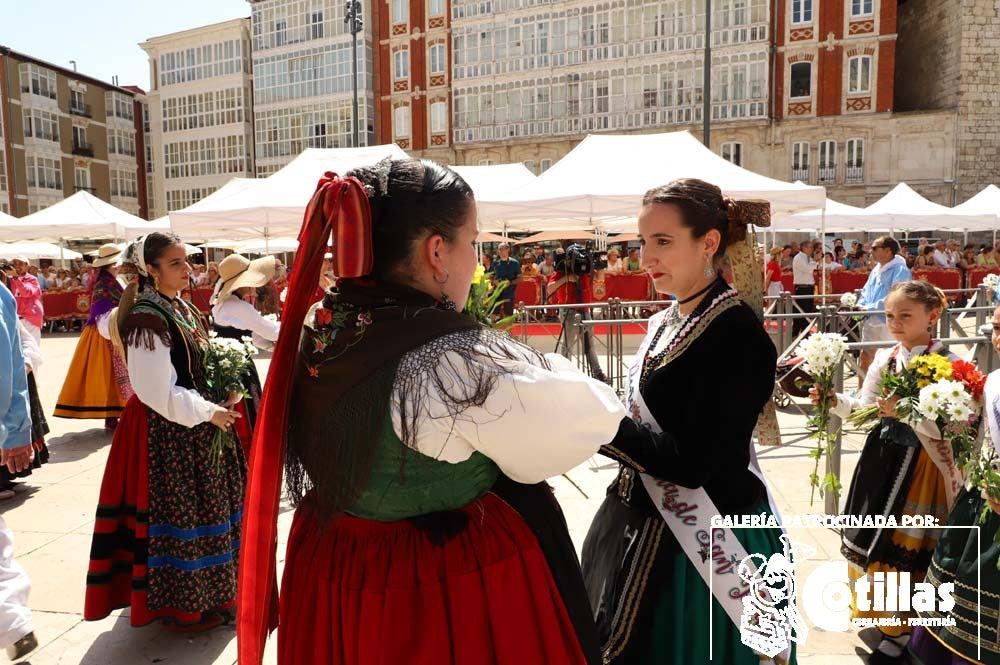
[553,243,608,277]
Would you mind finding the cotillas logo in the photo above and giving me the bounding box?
[738,535,811,660]
[737,537,957,659]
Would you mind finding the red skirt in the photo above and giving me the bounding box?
[84,396,237,626]
[278,493,588,665]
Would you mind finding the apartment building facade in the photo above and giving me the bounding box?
[373,0,454,162]
[0,47,145,217]
[140,18,256,213]
[248,0,377,176]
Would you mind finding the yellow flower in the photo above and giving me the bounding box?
[472,264,487,286]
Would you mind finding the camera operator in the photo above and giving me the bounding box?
[491,243,521,317]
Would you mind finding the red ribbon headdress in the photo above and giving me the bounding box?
[237,172,372,664]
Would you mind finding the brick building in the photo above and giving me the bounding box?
[431,0,985,206]
[373,0,454,162]
[0,47,146,217]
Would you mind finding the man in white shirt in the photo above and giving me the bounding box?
[792,239,817,337]
[932,240,954,268]
[192,264,209,287]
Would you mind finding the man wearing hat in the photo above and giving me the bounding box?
[53,244,130,426]
[211,254,281,447]
[7,258,43,348]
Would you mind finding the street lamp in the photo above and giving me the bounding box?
[702,0,711,148]
[345,0,363,147]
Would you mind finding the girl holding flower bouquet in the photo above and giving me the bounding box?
[84,232,247,632]
[211,253,281,452]
[810,280,962,665]
[908,303,1000,665]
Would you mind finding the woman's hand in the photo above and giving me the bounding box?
[219,390,242,408]
[876,395,899,419]
[210,405,241,431]
[985,492,1000,517]
[808,385,836,407]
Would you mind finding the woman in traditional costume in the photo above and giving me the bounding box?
[907,303,1000,665]
[0,271,49,499]
[581,179,793,665]
[84,232,246,631]
[53,244,131,428]
[211,253,280,450]
[814,280,959,665]
[237,159,626,665]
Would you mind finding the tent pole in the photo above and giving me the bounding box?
[819,208,827,306]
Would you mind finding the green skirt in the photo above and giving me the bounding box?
[910,487,1000,665]
[643,503,798,664]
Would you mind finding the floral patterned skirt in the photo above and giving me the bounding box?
[85,396,246,625]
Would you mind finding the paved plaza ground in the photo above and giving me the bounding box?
[2,331,901,664]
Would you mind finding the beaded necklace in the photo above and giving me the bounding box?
[639,280,735,390]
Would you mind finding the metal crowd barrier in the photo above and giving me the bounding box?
[514,284,997,398]
[513,288,998,516]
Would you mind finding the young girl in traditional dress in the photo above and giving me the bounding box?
[54,244,131,428]
[907,303,1000,665]
[814,280,960,665]
[84,232,246,631]
[211,253,280,450]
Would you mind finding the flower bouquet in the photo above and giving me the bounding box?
[799,332,848,505]
[847,355,985,468]
[962,442,1000,569]
[839,292,858,310]
[465,265,516,329]
[203,332,258,466]
[984,273,1000,305]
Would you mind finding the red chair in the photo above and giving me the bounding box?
[514,275,542,307]
[912,268,962,297]
[966,266,1000,290]
[829,269,870,294]
[605,273,652,301]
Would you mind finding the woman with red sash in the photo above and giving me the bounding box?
[237,158,626,665]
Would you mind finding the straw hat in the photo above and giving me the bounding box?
[215,253,277,302]
[769,245,784,258]
[92,243,123,268]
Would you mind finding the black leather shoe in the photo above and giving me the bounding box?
[7,631,38,661]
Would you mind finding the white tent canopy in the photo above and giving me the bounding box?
[452,163,536,202]
[864,183,995,231]
[123,215,171,241]
[0,191,144,241]
[771,198,874,232]
[169,145,409,241]
[476,131,827,229]
[0,243,83,260]
[0,210,16,225]
[952,184,1000,218]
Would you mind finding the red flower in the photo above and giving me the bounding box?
[314,307,332,326]
[950,359,987,402]
[307,365,320,378]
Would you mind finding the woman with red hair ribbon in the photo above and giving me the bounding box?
[238,159,627,665]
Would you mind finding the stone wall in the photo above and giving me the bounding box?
[895,0,961,112]
[955,0,1000,200]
